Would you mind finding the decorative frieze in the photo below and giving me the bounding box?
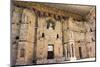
[13,1,83,20]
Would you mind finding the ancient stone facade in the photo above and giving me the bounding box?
[11,2,96,65]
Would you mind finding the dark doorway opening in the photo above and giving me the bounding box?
[47,44,54,59]
[79,47,82,59]
[71,44,74,57]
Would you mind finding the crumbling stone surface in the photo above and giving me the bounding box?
[11,6,96,65]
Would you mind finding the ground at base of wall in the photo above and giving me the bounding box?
[36,58,64,64]
[64,57,95,63]
[36,57,95,64]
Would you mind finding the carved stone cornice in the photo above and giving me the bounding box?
[13,1,83,20]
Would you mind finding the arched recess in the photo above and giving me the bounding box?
[16,8,36,65]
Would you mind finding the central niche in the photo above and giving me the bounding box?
[46,19,55,30]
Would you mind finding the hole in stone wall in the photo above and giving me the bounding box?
[30,21,31,24]
[15,36,19,40]
[67,27,69,29]
[42,33,45,37]
[57,34,59,39]
[90,28,92,32]
[19,20,21,23]
[78,40,80,43]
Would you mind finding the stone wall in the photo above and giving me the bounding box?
[36,17,63,64]
[63,8,96,60]
[85,7,96,58]
[11,5,96,65]
[11,6,22,65]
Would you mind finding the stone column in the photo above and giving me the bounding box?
[68,17,76,61]
[16,9,36,65]
[11,6,23,65]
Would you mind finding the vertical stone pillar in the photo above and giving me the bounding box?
[11,6,23,65]
[54,19,63,63]
[68,17,76,61]
[16,9,36,65]
[62,19,69,60]
[36,17,47,64]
